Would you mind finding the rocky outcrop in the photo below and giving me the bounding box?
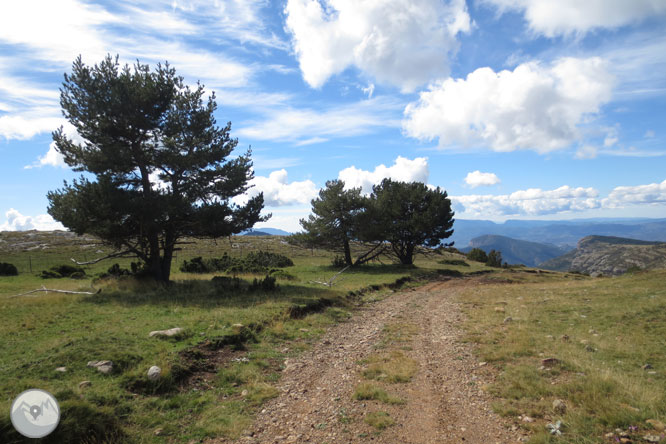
[540,236,666,275]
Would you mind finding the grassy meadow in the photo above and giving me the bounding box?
[1,231,665,443]
[0,232,467,443]
[460,268,666,443]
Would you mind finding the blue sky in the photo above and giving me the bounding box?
[1,0,665,232]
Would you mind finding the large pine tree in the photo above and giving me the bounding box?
[48,55,266,282]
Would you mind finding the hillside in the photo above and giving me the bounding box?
[460,235,570,266]
[540,235,666,275]
[450,218,666,248]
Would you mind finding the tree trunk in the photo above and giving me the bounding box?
[343,237,353,266]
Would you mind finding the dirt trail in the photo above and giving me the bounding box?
[212,278,524,444]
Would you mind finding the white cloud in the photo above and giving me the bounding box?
[236,97,402,143]
[453,186,600,217]
[0,113,62,141]
[464,170,500,188]
[0,0,117,64]
[603,180,666,208]
[237,169,318,207]
[25,142,68,169]
[483,0,666,37]
[284,0,470,92]
[403,57,614,153]
[645,130,656,138]
[0,208,65,231]
[338,156,429,194]
[575,145,599,160]
[254,206,311,233]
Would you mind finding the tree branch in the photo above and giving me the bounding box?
[10,286,101,298]
[310,265,351,287]
[70,250,135,265]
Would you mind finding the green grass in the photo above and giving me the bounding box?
[0,233,454,443]
[364,411,395,430]
[353,382,404,405]
[460,269,666,443]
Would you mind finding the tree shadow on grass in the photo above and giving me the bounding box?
[83,277,339,308]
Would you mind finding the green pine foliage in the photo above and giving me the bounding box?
[47,55,266,282]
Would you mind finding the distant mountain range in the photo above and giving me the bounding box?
[540,235,666,275]
[459,235,571,267]
[449,218,666,248]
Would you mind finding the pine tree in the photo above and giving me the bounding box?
[47,55,266,282]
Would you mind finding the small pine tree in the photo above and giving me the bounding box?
[467,248,488,263]
[486,249,503,268]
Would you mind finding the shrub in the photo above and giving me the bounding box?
[331,256,346,267]
[0,262,18,276]
[467,248,488,263]
[250,275,278,292]
[180,251,294,274]
[269,269,297,281]
[244,251,293,268]
[107,263,132,276]
[40,264,85,279]
[438,259,469,267]
[486,249,503,268]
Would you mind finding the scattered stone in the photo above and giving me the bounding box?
[585,344,597,352]
[478,362,487,367]
[299,328,310,333]
[78,380,92,389]
[154,428,164,436]
[494,307,505,313]
[560,334,570,342]
[232,324,244,329]
[552,399,567,414]
[588,328,597,334]
[546,335,554,340]
[644,435,662,443]
[87,360,114,374]
[241,389,249,397]
[541,358,560,368]
[147,366,161,380]
[646,419,665,431]
[149,327,184,338]
[605,432,615,439]
[503,316,513,324]
[643,363,654,370]
[521,416,534,423]
[55,367,67,372]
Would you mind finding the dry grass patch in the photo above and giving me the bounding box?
[353,382,404,405]
[364,411,395,430]
[362,350,418,383]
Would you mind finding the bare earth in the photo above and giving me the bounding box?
[210,277,525,444]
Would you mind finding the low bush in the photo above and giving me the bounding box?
[0,262,18,276]
[250,275,278,292]
[467,248,488,263]
[438,259,469,267]
[40,264,86,279]
[180,251,294,274]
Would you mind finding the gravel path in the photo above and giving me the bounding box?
[211,277,524,444]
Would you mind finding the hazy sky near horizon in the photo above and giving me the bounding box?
[1,0,665,232]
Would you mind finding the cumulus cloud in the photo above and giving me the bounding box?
[237,169,318,207]
[0,208,64,231]
[24,142,67,169]
[452,186,600,217]
[483,0,666,37]
[603,179,666,208]
[464,170,500,188]
[403,57,614,153]
[284,0,470,92]
[338,156,429,194]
